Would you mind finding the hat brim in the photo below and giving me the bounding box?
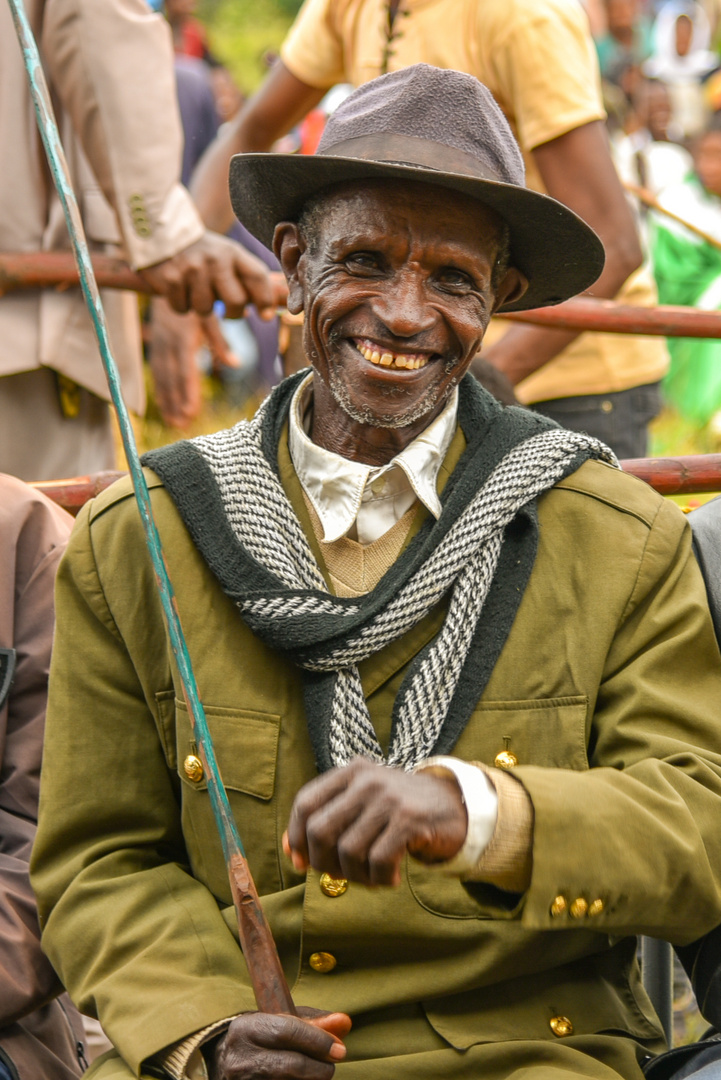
[229,153,605,313]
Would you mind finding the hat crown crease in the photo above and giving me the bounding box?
[320,134,506,185]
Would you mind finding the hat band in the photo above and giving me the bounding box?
[319,134,506,184]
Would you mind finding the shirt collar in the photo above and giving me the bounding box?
[288,372,458,542]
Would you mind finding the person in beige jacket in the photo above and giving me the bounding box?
[0,0,276,483]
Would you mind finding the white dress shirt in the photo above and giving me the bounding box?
[288,373,459,544]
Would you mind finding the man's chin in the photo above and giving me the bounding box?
[328,369,453,430]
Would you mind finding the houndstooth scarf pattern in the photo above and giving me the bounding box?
[189,390,617,772]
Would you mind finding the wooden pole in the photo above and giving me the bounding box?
[620,454,721,496]
[33,455,721,509]
[624,179,721,253]
[0,251,289,307]
[4,252,721,339]
[504,296,721,338]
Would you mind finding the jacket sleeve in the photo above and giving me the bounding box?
[30,499,258,1075]
[1,484,72,1025]
[42,0,204,268]
[515,497,721,944]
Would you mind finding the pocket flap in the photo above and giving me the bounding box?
[455,696,589,771]
[423,947,662,1049]
[175,700,280,801]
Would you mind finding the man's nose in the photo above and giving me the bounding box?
[370,273,437,338]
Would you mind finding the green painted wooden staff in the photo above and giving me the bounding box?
[7,0,296,1017]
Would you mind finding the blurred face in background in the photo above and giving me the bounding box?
[211,67,245,124]
[606,0,638,37]
[634,80,673,141]
[675,14,694,56]
[695,130,721,197]
[165,0,196,22]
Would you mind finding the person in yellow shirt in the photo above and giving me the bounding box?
[191,0,669,459]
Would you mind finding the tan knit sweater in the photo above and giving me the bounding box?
[301,490,419,597]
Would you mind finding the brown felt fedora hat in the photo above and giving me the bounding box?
[229,64,605,313]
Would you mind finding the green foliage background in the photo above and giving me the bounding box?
[197,0,303,93]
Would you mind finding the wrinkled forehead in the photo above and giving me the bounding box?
[300,177,507,250]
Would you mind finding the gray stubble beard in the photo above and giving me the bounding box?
[326,356,458,430]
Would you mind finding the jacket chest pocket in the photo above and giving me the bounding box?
[173,699,282,896]
[408,696,589,919]
[454,695,590,773]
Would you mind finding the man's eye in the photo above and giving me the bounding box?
[437,268,473,289]
[345,253,381,272]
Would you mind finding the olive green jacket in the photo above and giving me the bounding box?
[31,448,721,1079]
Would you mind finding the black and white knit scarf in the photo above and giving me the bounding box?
[144,372,617,773]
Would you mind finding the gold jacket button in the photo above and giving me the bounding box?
[319,873,348,897]
[588,898,605,917]
[550,1015,574,1037]
[183,754,204,782]
[494,750,518,769]
[550,895,567,918]
[570,898,588,919]
[309,952,337,973]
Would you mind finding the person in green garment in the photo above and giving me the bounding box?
[651,112,721,431]
[31,65,721,1080]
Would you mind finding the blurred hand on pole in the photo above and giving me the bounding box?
[148,299,203,428]
[139,231,283,321]
[149,299,247,428]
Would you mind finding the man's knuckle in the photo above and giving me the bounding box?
[261,1013,288,1042]
[290,795,310,823]
[307,817,334,848]
[336,835,359,863]
[273,1050,304,1077]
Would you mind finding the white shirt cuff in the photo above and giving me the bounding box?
[413,756,498,874]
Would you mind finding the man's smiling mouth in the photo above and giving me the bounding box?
[353,337,432,371]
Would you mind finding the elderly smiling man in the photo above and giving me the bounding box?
[31,66,721,1080]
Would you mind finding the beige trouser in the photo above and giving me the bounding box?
[0,367,115,482]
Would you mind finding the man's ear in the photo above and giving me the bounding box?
[491,267,529,313]
[273,223,306,315]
